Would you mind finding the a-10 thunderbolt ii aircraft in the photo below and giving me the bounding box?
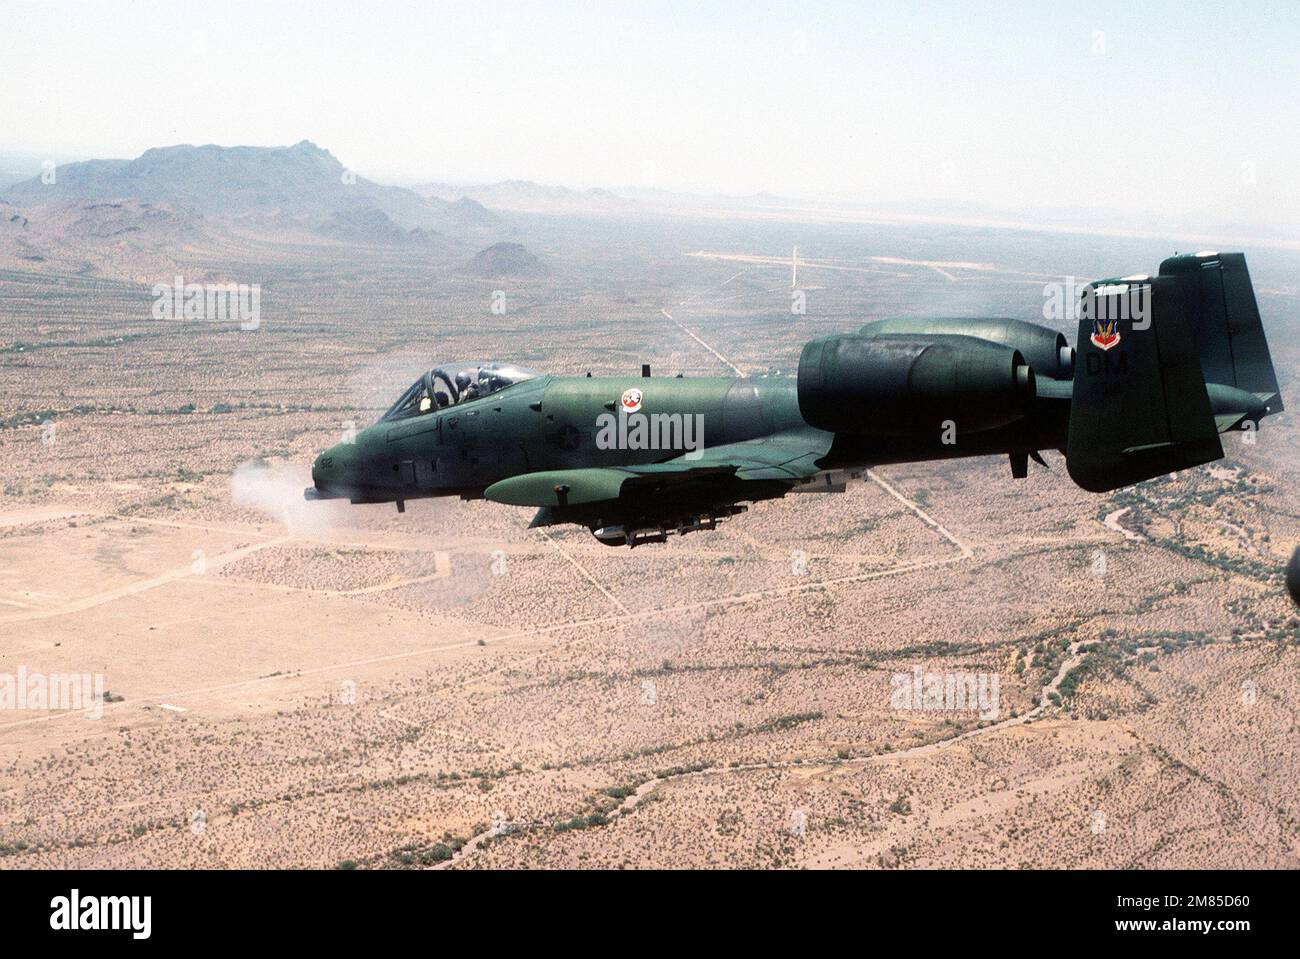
[307,252,1282,547]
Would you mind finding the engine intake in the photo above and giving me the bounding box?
[798,333,1036,435]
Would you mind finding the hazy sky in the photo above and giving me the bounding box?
[4,0,1298,230]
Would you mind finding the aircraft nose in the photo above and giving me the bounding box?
[311,447,334,485]
[306,442,353,500]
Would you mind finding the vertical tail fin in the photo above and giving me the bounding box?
[1066,270,1223,492]
[1157,252,1283,414]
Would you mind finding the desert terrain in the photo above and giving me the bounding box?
[0,151,1297,868]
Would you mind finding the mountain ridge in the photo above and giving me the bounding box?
[2,141,502,237]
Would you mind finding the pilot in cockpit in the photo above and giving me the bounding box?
[455,371,478,403]
[380,363,539,423]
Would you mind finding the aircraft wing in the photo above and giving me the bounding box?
[644,426,833,481]
[484,427,832,508]
[483,427,834,543]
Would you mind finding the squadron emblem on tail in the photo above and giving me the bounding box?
[1090,317,1120,351]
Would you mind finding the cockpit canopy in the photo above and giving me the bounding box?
[381,362,539,421]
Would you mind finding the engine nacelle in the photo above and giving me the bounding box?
[858,317,1073,380]
[798,333,1037,435]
